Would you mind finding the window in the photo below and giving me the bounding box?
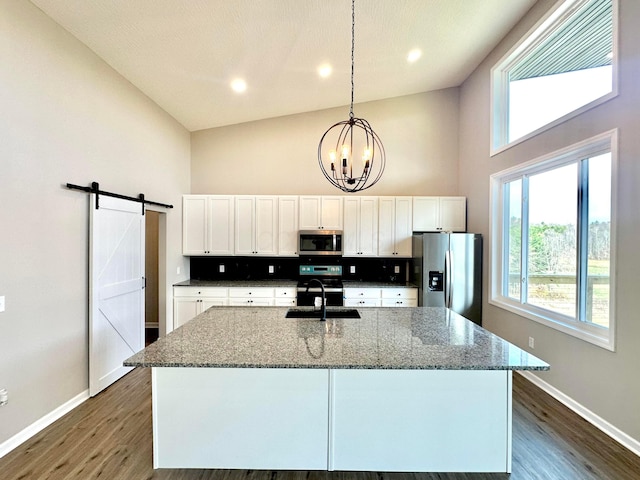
[490,131,616,350]
[491,0,617,153]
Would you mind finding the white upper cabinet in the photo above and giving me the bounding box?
[378,197,413,257]
[278,196,299,256]
[183,196,208,255]
[412,196,466,232]
[208,196,235,255]
[183,195,467,257]
[235,196,278,256]
[343,197,378,257]
[299,196,343,230]
[183,195,234,255]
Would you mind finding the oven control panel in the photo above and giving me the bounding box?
[299,265,342,276]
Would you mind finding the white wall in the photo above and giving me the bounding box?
[459,0,640,443]
[0,0,190,446]
[191,89,460,196]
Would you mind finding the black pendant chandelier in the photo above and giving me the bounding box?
[317,0,385,193]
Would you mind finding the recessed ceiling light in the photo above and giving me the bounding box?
[230,78,247,93]
[318,64,332,78]
[407,49,422,63]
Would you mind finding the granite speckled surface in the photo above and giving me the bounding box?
[174,280,416,289]
[125,306,549,371]
[342,281,418,288]
[174,279,298,287]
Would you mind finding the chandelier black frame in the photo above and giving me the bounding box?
[317,0,385,193]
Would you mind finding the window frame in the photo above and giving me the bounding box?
[489,130,618,350]
[490,0,619,156]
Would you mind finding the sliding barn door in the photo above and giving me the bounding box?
[89,194,145,396]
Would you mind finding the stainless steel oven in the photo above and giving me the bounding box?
[296,265,344,306]
[298,230,343,256]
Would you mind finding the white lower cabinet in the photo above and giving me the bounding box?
[275,287,297,306]
[344,287,417,307]
[329,369,511,472]
[153,368,512,472]
[344,288,381,307]
[175,285,414,329]
[175,286,297,318]
[154,367,329,470]
[381,288,418,307]
[228,287,275,306]
[173,287,229,328]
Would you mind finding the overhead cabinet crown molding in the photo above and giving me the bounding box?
[182,195,466,257]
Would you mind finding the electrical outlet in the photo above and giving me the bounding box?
[528,337,535,349]
[350,266,356,274]
[394,265,400,274]
[268,265,274,274]
[176,266,181,275]
[219,264,225,273]
[0,296,5,313]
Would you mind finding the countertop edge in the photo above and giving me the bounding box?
[124,362,549,370]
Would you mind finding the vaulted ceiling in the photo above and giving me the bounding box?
[30,0,536,131]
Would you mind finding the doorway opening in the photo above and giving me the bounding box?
[145,209,166,345]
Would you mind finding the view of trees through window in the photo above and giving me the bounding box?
[505,154,611,328]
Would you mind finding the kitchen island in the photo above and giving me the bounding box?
[125,306,548,473]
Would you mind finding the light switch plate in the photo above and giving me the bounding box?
[0,296,5,313]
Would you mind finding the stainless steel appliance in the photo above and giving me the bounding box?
[296,265,344,306]
[298,230,343,256]
[412,233,482,325]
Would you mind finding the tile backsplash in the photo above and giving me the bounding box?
[190,256,409,283]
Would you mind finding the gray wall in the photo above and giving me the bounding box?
[3,0,639,456]
[191,89,461,196]
[0,1,190,446]
[459,0,640,442]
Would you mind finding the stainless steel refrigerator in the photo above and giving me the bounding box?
[412,233,482,325]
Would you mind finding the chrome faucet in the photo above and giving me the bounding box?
[305,278,326,321]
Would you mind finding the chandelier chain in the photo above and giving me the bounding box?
[316,0,385,193]
[349,0,355,120]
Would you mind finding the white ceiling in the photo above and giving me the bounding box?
[30,0,536,132]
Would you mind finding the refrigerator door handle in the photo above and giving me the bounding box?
[449,250,454,308]
[445,250,452,308]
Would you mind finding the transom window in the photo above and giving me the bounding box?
[490,131,616,350]
[491,0,617,153]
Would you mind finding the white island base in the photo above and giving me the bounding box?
[152,367,512,473]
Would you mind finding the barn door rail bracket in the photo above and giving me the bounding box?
[66,181,173,215]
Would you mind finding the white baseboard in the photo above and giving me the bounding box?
[517,371,640,457]
[0,389,89,459]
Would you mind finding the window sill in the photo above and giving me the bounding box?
[490,90,619,157]
[489,296,615,351]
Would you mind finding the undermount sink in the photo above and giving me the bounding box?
[286,308,361,319]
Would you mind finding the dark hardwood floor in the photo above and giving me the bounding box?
[1,368,639,480]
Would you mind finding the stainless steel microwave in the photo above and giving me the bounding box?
[298,230,343,256]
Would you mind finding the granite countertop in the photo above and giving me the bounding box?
[174,279,416,288]
[342,281,418,288]
[174,279,298,288]
[125,306,549,371]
